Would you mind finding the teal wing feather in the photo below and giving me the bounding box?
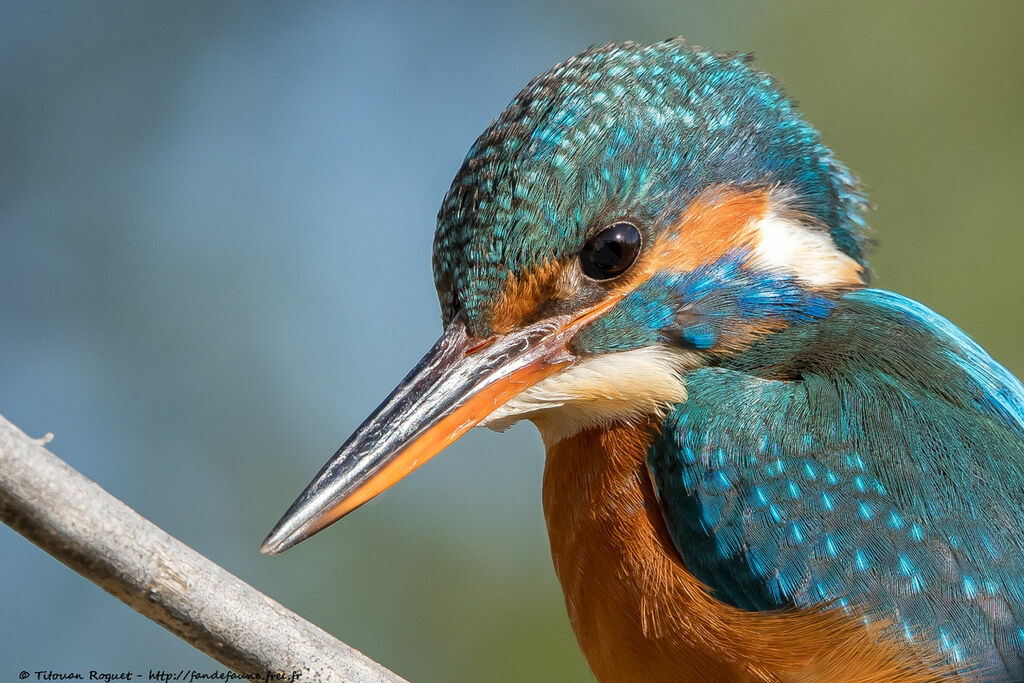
[647,289,1024,679]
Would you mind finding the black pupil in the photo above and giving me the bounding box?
[579,222,641,280]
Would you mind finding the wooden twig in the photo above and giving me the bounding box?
[0,413,406,683]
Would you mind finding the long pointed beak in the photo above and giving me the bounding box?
[260,300,616,555]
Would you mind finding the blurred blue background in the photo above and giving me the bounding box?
[2,2,1021,681]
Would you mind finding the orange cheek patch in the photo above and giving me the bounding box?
[645,187,771,274]
[488,188,774,333]
[489,259,568,334]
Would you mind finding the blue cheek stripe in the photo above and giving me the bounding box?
[571,250,837,355]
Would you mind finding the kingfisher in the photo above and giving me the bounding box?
[262,39,1024,681]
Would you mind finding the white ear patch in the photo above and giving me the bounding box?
[750,212,864,288]
[478,344,696,446]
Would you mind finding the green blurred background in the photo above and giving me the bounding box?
[2,2,1021,681]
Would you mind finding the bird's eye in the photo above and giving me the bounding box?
[579,222,642,280]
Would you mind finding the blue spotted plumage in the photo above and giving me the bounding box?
[649,288,1024,678]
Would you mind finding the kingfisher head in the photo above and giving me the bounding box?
[262,38,868,554]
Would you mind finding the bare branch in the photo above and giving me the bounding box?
[0,414,406,683]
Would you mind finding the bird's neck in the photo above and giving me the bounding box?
[542,419,709,680]
[541,419,942,682]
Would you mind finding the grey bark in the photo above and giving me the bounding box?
[0,413,406,683]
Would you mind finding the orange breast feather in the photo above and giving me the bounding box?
[541,422,948,682]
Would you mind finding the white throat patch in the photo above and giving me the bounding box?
[478,344,696,446]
